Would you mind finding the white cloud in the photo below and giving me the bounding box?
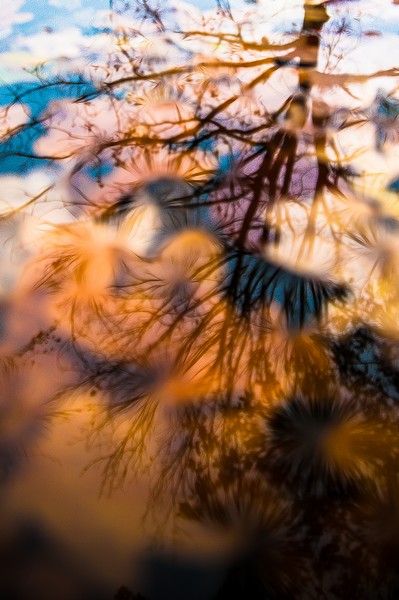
[48,0,82,9]
[14,27,91,61]
[0,103,30,139]
[0,0,33,40]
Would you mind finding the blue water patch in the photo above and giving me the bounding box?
[0,78,96,175]
[84,160,114,181]
[388,178,399,193]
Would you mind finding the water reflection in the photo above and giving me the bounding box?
[1,1,399,598]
